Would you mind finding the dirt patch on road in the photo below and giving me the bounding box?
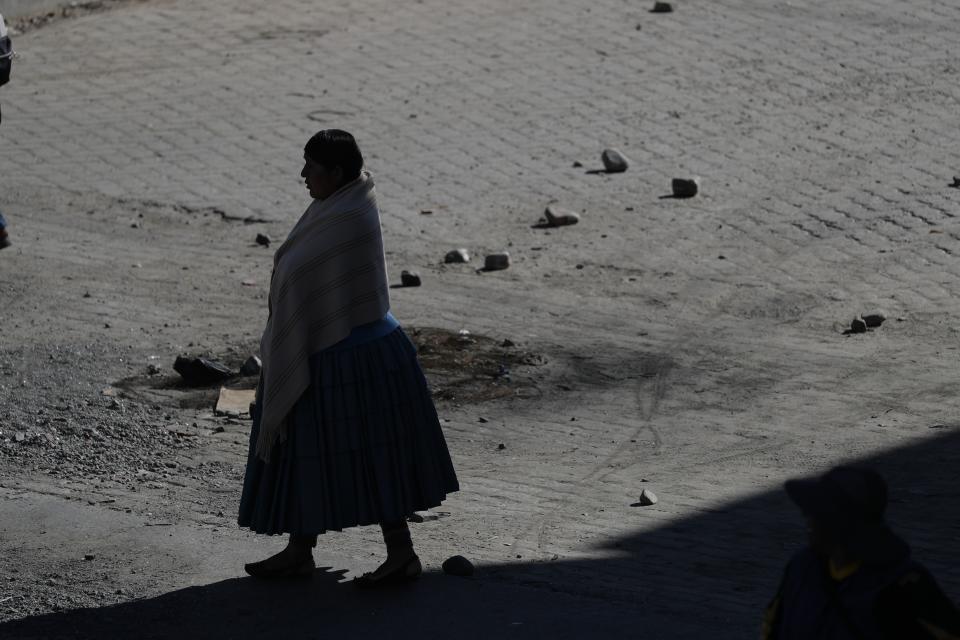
[8,0,156,35]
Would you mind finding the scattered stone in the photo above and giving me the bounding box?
[950,177,960,189]
[442,555,475,577]
[407,511,440,523]
[484,252,511,271]
[83,554,96,561]
[101,387,118,397]
[543,206,581,227]
[671,177,700,198]
[444,248,470,264]
[862,311,886,328]
[501,339,516,347]
[108,398,123,411]
[147,363,161,375]
[650,1,673,13]
[173,356,234,386]
[241,279,257,287]
[478,416,489,423]
[401,270,422,287]
[255,233,271,247]
[240,355,262,376]
[572,161,583,168]
[420,209,434,215]
[14,432,25,443]
[216,387,257,417]
[601,148,630,173]
[635,489,658,506]
[849,317,867,334]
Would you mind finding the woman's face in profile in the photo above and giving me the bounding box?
[301,155,343,201]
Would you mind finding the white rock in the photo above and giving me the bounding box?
[444,248,470,264]
[484,252,511,271]
[601,148,630,173]
[544,206,581,227]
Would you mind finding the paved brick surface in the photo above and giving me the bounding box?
[2,0,960,636]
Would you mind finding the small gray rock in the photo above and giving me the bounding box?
[850,317,867,333]
[442,555,475,577]
[401,270,422,287]
[650,1,673,12]
[637,489,658,506]
[14,432,26,443]
[240,355,262,377]
[862,311,886,328]
[444,248,470,264]
[497,443,506,450]
[174,356,234,386]
[671,177,699,198]
[407,511,440,523]
[147,363,161,375]
[255,233,271,247]
[543,206,581,227]
[601,148,630,173]
[484,252,511,271]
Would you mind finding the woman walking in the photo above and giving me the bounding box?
[238,129,459,586]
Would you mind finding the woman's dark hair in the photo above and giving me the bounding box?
[304,129,364,181]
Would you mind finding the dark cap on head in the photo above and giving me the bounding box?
[785,465,887,525]
[304,129,364,181]
[785,465,909,563]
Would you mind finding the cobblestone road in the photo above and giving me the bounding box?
[1,0,959,637]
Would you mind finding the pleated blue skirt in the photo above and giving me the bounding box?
[238,323,460,536]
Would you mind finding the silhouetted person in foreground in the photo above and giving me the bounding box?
[238,130,459,586]
[763,466,960,639]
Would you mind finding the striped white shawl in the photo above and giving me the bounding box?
[256,171,390,460]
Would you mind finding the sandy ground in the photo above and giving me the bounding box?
[1,0,959,637]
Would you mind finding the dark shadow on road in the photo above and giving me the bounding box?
[3,429,958,639]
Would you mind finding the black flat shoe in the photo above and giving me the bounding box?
[353,555,422,589]
[244,555,315,579]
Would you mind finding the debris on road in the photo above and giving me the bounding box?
[442,555,475,577]
[173,356,234,386]
[255,233,271,247]
[444,248,470,264]
[633,489,658,506]
[601,148,630,173]
[240,355,262,377]
[407,511,440,523]
[484,252,511,271]
[862,311,886,328]
[849,317,867,334]
[671,177,699,198]
[401,270,422,287]
[215,387,257,417]
[543,205,580,227]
